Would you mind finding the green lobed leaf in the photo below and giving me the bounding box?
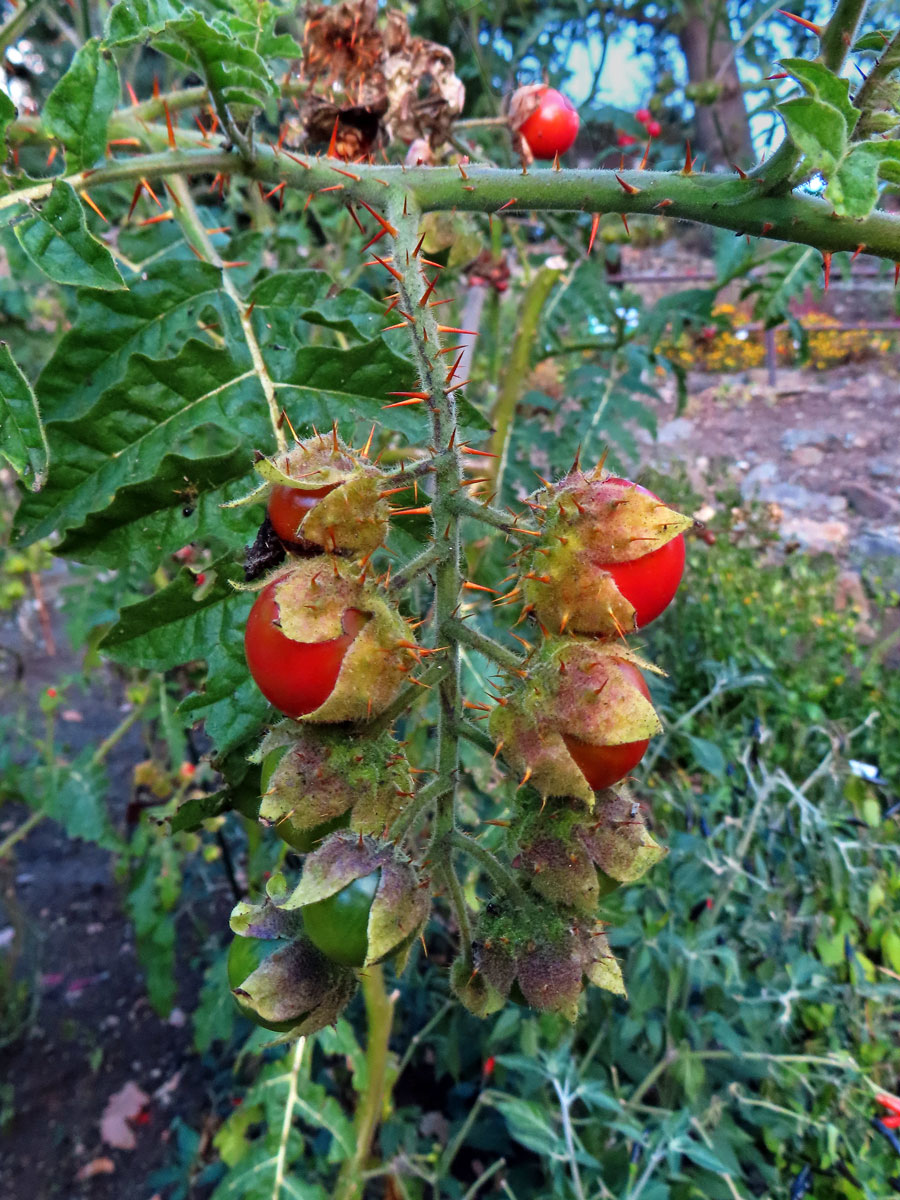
[36,258,226,423]
[777,96,846,175]
[781,58,859,132]
[213,0,303,59]
[15,333,459,568]
[0,341,48,489]
[155,10,278,109]
[31,752,122,850]
[104,0,187,46]
[852,29,894,52]
[744,244,821,326]
[13,339,265,553]
[43,38,120,169]
[247,270,385,342]
[101,558,269,756]
[13,180,125,290]
[826,140,900,217]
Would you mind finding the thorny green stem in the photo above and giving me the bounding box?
[3,145,900,260]
[333,965,396,1200]
[166,175,288,454]
[365,661,446,736]
[450,831,529,905]
[386,190,474,963]
[489,263,563,498]
[442,846,474,961]
[452,495,535,539]
[454,718,497,758]
[388,545,444,595]
[390,777,451,843]
[445,617,524,673]
[854,27,900,123]
[820,0,868,74]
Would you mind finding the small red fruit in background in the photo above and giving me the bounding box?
[244,576,368,719]
[561,660,652,789]
[646,119,662,138]
[617,132,638,147]
[519,87,580,159]
[594,478,686,628]
[635,108,651,124]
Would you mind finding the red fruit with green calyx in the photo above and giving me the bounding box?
[520,467,691,636]
[489,638,663,806]
[243,559,412,723]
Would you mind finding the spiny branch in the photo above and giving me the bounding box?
[3,146,900,261]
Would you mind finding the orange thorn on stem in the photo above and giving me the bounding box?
[419,274,439,306]
[682,140,693,173]
[777,9,822,35]
[615,174,641,195]
[79,190,108,222]
[356,198,398,237]
[140,177,162,208]
[127,181,144,221]
[163,99,176,149]
[372,254,404,282]
[126,81,139,106]
[588,213,600,254]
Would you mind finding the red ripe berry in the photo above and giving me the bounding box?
[617,132,638,147]
[635,108,651,124]
[244,576,368,719]
[519,87,580,159]
[562,661,652,789]
[267,483,339,544]
[595,478,686,627]
[646,119,662,138]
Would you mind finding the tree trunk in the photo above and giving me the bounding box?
[677,1,754,168]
